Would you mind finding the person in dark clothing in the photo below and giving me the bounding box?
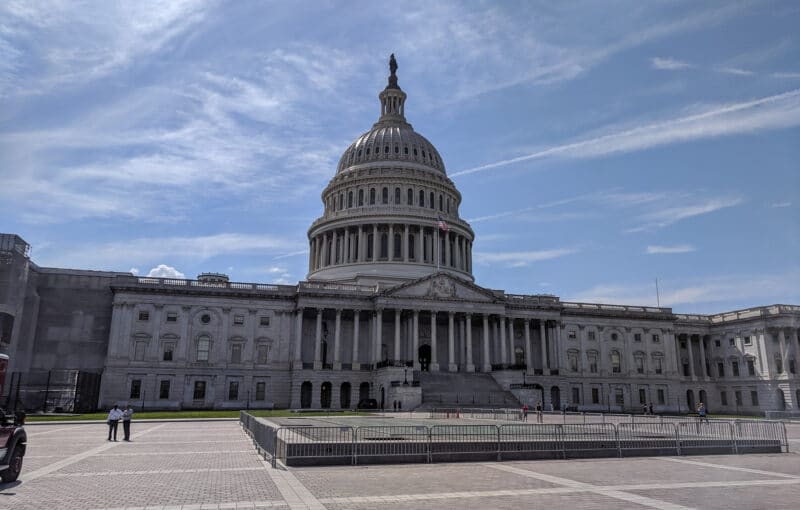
[122,406,134,441]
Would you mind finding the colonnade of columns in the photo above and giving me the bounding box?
[292,307,558,373]
[308,223,472,273]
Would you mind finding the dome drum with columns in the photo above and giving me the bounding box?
[307,55,474,287]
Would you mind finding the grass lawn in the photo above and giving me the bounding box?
[26,409,368,422]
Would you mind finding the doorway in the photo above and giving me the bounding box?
[418,344,431,371]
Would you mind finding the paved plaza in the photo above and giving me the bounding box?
[2,419,799,510]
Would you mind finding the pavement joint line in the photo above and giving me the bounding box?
[20,423,168,483]
[485,462,695,510]
[25,423,95,437]
[261,460,325,510]
[47,466,265,477]
[93,450,255,457]
[660,457,800,479]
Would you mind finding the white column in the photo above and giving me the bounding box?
[394,309,401,362]
[499,317,507,367]
[374,309,383,365]
[388,224,394,261]
[687,334,696,379]
[313,309,323,369]
[372,224,378,261]
[412,310,420,370]
[482,314,491,372]
[555,322,563,373]
[352,310,361,370]
[358,226,364,262]
[294,308,304,367]
[466,314,474,372]
[508,318,515,365]
[448,312,456,371]
[444,232,451,267]
[430,311,439,371]
[524,319,532,369]
[403,224,409,262]
[540,320,548,373]
[333,309,342,370]
[778,329,788,374]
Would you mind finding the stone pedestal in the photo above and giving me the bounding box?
[466,363,475,373]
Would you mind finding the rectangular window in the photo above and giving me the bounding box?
[568,330,577,340]
[163,344,174,361]
[134,341,146,361]
[714,339,720,347]
[196,337,210,362]
[747,359,755,376]
[589,356,598,373]
[193,381,206,400]
[615,388,624,406]
[634,333,642,342]
[636,357,644,374]
[790,359,796,374]
[255,381,266,401]
[750,391,759,406]
[639,388,646,404]
[233,315,245,326]
[729,338,735,347]
[657,389,665,405]
[591,388,599,404]
[611,352,621,373]
[735,390,742,406]
[717,362,724,377]
[228,381,239,400]
[257,344,269,364]
[259,316,270,327]
[569,354,578,372]
[654,358,663,375]
[588,331,596,341]
[652,334,660,343]
[776,358,784,374]
[732,361,740,377]
[166,312,178,322]
[572,387,580,404]
[720,391,728,406]
[231,344,242,364]
[129,379,142,399]
[138,311,149,321]
[680,340,687,349]
[159,380,170,399]
[744,336,752,345]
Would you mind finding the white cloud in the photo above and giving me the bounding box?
[452,89,800,177]
[773,72,800,79]
[146,264,186,279]
[651,57,692,70]
[626,196,743,233]
[473,248,575,268]
[717,66,753,76]
[771,201,791,208]
[265,265,292,284]
[129,267,140,275]
[645,245,695,255]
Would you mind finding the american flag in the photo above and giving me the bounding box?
[437,217,450,232]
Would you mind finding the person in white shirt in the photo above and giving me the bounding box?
[122,406,134,441]
[107,405,123,441]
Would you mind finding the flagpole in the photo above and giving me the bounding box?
[655,278,661,307]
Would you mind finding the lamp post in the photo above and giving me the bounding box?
[522,371,527,386]
[403,367,409,385]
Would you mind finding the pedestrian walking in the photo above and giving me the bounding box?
[648,402,654,415]
[522,403,528,422]
[122,405,134,441]
[697,402,709,423]
[535,401,543,424]
[107,405,123,441]
[642,404,648,415]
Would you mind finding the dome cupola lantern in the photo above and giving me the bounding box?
[306,55,475,287]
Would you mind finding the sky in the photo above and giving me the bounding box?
[1,0,798,314]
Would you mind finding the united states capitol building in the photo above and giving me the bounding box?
[1,57,798,415]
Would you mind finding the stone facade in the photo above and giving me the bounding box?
[1,58,798,414]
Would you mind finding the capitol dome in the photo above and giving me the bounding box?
[306,55,474,287]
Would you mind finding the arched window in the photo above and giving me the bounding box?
[300,381,312,408]
[404,146,409,155]
[611,351,621,373]
[394,187,400,204]
[348,191,353,208]
[407,188,413,205]
[419,190,425,207]
[394,145,399,154]
[394,233,402,258]
[408,234,415,259]
[369,188,376,205]
[382,187,389,204]
[429,191,435,209]
[358,189,364,206]
[380,233,388,259]
[339,193,344,210]
[439,194,443,211]
[384,145,389,154]
[446,197,450,213]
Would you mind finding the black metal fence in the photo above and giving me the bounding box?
[4,370,102,413]
[239,411,788,468]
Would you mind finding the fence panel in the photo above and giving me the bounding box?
[498,424,563,459]
[354,426,430,464]
[618,422,678,456]
[240,412,279,467]
[734,420,788,453]
[429,425,499,461]
[677,421,735,455]
[276,426,355,466]
[428,408,462,419]
[561,423,618,457]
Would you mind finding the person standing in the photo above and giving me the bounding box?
[107,405,123,441]
[522,403,528,422]
[697,402,709,423]
[535,401,543,424]
[122,405,134,441]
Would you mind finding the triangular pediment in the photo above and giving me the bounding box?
[381,272,500,303]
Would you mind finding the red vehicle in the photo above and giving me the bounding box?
[0,354,26,483]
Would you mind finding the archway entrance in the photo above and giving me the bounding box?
[321,340,328,367]
[550,386,561,411]
[418,344,431,371]
[340,382,351,409]
[320,382,332,408]
[359,382,370,401]
[686,389,695,411]
[514,347,524,367]
[380,386,385,410]
[300,381,312,408]
[699,389,708,412]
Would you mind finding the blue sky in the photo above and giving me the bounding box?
[1,0,798,313]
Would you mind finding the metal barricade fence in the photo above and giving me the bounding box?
[276,426,355,465]
[240,412,279,467]
[429,425,500,460]
[677,421,735,454]
[618,422,679,456]
[499,424,563,458]
[734,420,789,453]
[428,408,462,419]
[355,425,430,463]
[561,423,618,456]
